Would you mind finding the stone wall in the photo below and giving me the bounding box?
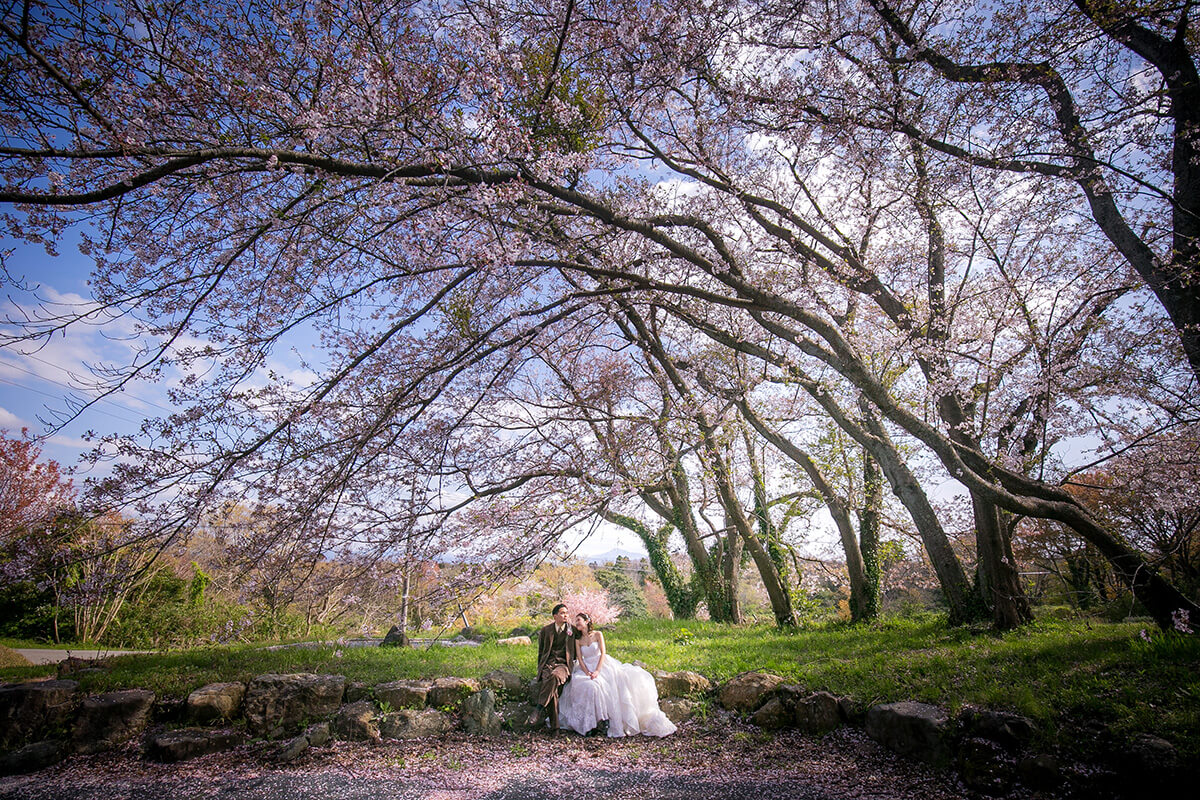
[0,667,1185,797]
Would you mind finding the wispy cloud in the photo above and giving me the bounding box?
[0,405,25,429]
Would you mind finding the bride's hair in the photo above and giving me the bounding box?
[573,612,593,636]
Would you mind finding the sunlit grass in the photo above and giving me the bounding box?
[2,613,1196,760]
[0,644,33,668]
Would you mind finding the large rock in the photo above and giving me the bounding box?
[276,722,331,763]
[380,625,409,647]
[496,636,531,646]
[345,682,372,703]
[333,700,381,742]
[72,689,155,754]
[187,682,245,723]
[865,701,952,766]
[244,673,346,738]
[378,708,453,739]
[499,701,542,733]
[374,679,432,709]
[659,697,699,725]
[1017,753,1062,791]
[751,696,791,729]
[461,689,501,735]
[0,741,64,776]
[838,696,865,725]
[1125,733,1177,772]
[480,670,525,698]
[718,672,786,713]
[957,707,1035,751]
[427,677,480,709]
[0,680,79,751]
[957,736,1015,795]
[793,691,842,734]
[654,670,712,698]
[1119,733,1179,791]
[145,728,246,763]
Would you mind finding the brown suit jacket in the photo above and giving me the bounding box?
[536,622,575,677]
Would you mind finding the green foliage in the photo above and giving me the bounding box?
[187,564,210,608]
[513,37,606,155]
[594,563,649,619]
[878,540,906,571]
[105,569,187,647]
[605,512,697,618]
[0,580,61,640]
[788,587,827,625]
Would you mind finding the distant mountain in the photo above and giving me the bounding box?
[584,547,647,564]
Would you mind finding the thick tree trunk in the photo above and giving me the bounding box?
[737,399,870,621]
[971,493,1033,630]
[744,425,803,619]
[664,470,733,621]
[721,514,743,624]
[704,436,797,627]
[603,508,696,618]
[857,406,985,624]
[857,448,883,622]
[398,564,411,641]
[641,458,732,621]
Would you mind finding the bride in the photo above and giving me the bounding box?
[557,612,677,737]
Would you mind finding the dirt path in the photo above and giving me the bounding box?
[0,722,988,800]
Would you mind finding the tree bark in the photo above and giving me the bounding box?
[602,508,697,618]
[720,512,743,624]
[856,404,986,624]
[858,448,883,622]
[971,493,1033,629]
[735,397,872,621]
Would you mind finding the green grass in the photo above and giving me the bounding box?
[2,614,1196,762]
[0,645,33,668]
[0,638,78,649]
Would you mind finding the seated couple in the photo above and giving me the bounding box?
[531,603,676,737]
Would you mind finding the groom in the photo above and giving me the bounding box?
[529,602,574,732]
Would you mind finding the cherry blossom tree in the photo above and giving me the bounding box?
[1,0,1197,631]
[0,428,73,542]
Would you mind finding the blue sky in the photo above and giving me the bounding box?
[0,232,649,557]
[0,234,167,470]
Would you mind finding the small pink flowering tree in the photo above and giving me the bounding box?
[563,588,621,627]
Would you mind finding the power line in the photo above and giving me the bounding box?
[1,352,178,414]
[0,374,147,426]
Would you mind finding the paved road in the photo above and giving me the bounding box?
[14,649,149,665]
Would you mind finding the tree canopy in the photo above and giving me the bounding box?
[2,0,1197,629]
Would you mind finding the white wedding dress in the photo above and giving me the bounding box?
[558,640,677,737]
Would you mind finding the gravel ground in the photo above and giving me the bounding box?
[0,719,997,800]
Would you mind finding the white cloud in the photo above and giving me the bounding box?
[0,405,25,429]
[46,433,95,450]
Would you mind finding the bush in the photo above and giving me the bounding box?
[0,580,62,641]
[594,565,649,619]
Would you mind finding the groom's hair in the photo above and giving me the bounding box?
[551,603,567,616]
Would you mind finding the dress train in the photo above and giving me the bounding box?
[558,640,677,737]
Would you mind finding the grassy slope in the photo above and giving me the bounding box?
[2,615,1195,760]
[0,644,33,668]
